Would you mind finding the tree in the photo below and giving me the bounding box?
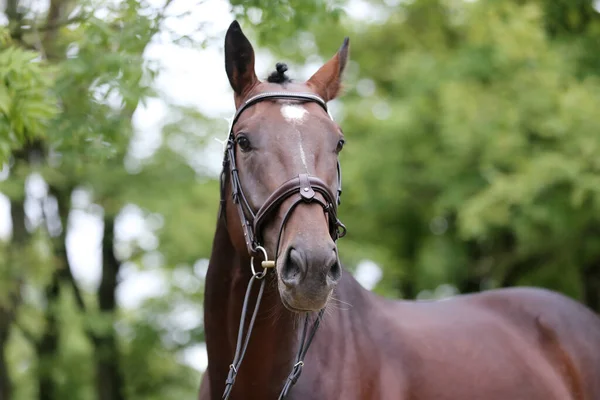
[1,0,206,398]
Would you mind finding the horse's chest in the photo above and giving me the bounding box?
[285,359,394,400]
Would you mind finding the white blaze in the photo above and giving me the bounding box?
[280,104,309,171]
[280,104,308,123]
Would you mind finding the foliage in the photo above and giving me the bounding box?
[0,37,58,162]
[229,0,345,46]
[0,0,223,398]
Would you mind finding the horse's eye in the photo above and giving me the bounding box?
[236,135,251,152]
[336,139,345,153]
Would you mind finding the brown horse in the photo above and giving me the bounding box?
[198,20,600,400]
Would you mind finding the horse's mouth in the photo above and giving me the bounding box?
[279,287,332,313]
[280,296,314,313]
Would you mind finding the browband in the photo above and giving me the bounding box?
[231,92,331,128]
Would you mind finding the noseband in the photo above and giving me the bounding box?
[218,92,347,399]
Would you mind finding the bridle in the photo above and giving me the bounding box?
[218,91,347,399]
[220,91,347,257]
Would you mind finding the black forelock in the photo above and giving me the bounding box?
[267,62,291,84]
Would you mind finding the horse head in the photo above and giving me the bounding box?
[221,21,350,312]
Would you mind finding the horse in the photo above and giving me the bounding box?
[198,20,600,400]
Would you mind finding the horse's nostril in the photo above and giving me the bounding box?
[281,248,303,287]
[328,259,341,282]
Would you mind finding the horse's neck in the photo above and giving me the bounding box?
[204,217,300,398]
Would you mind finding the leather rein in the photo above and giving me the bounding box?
[218,92,347,399]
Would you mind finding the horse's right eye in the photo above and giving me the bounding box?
[236,135,251,152]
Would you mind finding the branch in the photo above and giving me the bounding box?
[69,276,87,312]
[159,0,175,20]
[42,0,73,60]
[22,14,88,32]
[150,0,174,37]
[98,217,120,311]
[63,260,88,313]
[45,186,88,314]
[13,320,39,347]
[5,0,24,41]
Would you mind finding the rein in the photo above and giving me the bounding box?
[219,92,347,399]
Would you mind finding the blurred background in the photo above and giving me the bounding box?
[1,0,600,398]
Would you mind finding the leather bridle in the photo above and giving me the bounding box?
[218,92,347,399]
[220,91,347,259]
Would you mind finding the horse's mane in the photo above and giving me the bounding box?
[267,62,291,84]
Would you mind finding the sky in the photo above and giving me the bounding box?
[0,0,384,373]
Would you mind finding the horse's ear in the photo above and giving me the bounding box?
[224,20,259,96]
[306,37,350,102]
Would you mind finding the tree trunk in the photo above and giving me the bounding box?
[36,274,60,400]
[5,0,23,42]
[31,185,74,400]
[93,217,124,400]
[0,310,12,400]
[1,196,30,400]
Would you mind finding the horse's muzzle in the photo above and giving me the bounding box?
[278,245,341,312]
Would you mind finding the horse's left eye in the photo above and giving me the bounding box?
[236,135,251,152]
[336,139,345,153]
